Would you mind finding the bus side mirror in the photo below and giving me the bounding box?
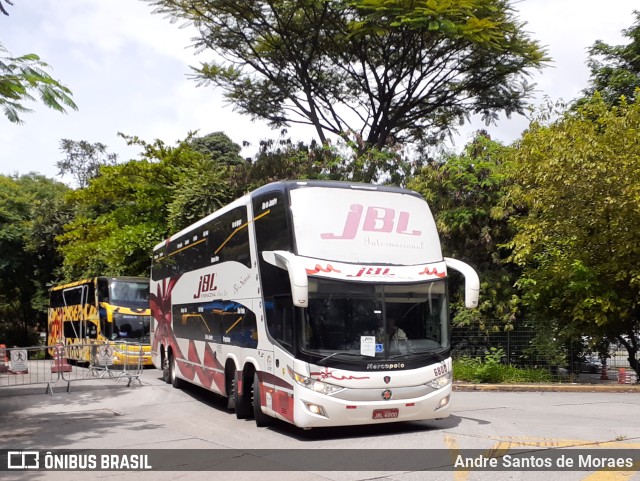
[262,251,308,307]
[444,257,480,309]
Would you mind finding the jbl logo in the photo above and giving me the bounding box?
[321,204,421,240]
[194,273,217,299]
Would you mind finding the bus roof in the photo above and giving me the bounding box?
[49,276,149,292]
[152,180,425,252]
[251,180,423,198]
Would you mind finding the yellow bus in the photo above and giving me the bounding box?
[47,277,153,366]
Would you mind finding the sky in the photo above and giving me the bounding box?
[1,0,638,183]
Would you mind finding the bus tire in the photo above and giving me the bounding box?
[170,353,183,389]
[162,351,171,384]
[253,372,272,427]
[225,368,236,411]
[234,371,253,419]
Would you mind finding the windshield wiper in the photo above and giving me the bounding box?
[317,352,364,365]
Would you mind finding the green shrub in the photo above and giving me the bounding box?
[453,347,553,383]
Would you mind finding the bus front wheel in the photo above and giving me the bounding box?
[253,372,273,427]
[162,351,171,384]
[170,353,183,389]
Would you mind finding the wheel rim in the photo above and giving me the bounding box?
[228,376,235,398]
[163,356,170,377]
[252,374,260,413]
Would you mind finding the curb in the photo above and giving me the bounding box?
[453,382,640,393]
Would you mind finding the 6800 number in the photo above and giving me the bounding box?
[434,364,448,377]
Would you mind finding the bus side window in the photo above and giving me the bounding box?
[87,323,98,339]
[97,278,110,338]
[266,297,294,352]
[243,311,258,349]
[64,321,80,339]
[97,278,109,303]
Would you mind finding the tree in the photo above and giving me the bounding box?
[0,173,70,346]
[505,94,640,378]
[0,42,77,124]
[57,139,118,188]
[409,133,519,346]
[187,131,244,165]
[582,10,640,105]
[57,132,242,278]
[1,0,14,16]
[168,132,245,231]
[1,0,76,122]
[147,0,547,177]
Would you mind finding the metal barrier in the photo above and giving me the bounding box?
[0,342,148,395]
[0,345,60,395]
[113,341,144,387]
[88,341,116,379]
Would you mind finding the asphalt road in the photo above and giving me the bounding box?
[1,367,639,481]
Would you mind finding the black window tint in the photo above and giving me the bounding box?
[97,278,109,302]
[207,207,251,268]
[152,205,252,280]
[172,301,257,348]
[253,191,291,253]
[49,289,64,309]
[265,297,294,353]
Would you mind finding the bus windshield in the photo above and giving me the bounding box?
[112,313,151,342]
[301,278,449,362]
[107,279,151,342]
[109,280,149,309]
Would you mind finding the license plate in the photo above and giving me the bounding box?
[372,408,399,420]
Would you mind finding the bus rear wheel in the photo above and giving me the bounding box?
[225,369,236,411]
[234,371,253,419]
[162,351,171,384]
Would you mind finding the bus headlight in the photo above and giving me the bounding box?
[288,366,345,395]
[428,371,452,390]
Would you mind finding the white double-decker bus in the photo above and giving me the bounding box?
[150,180,479,429]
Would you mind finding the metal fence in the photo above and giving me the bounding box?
[451,324,639,383]
[0,341,147,394]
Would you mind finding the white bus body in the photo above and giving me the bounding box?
[150,180,479,428]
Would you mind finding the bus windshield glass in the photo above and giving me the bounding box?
[109,280,149,309]
[301,278,449,361]
[112,313,151,342]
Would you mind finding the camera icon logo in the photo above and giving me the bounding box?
[7,451,40,470]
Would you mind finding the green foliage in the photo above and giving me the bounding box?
[167,161,235,232]
[187,131,244,165]
[57,132,243,279]
[453,348,553,383]
[505,94,640,377]
[57,139,118,188]
[409,132,520,332]
[230,131,415,187]
[147,0,547,165]
[239,135,339,189]
[582,10,640,105]
[0,173,70,346]
[0,42,77,124]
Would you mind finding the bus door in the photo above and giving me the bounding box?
[62,284,89,341]
[265,296,295,371]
